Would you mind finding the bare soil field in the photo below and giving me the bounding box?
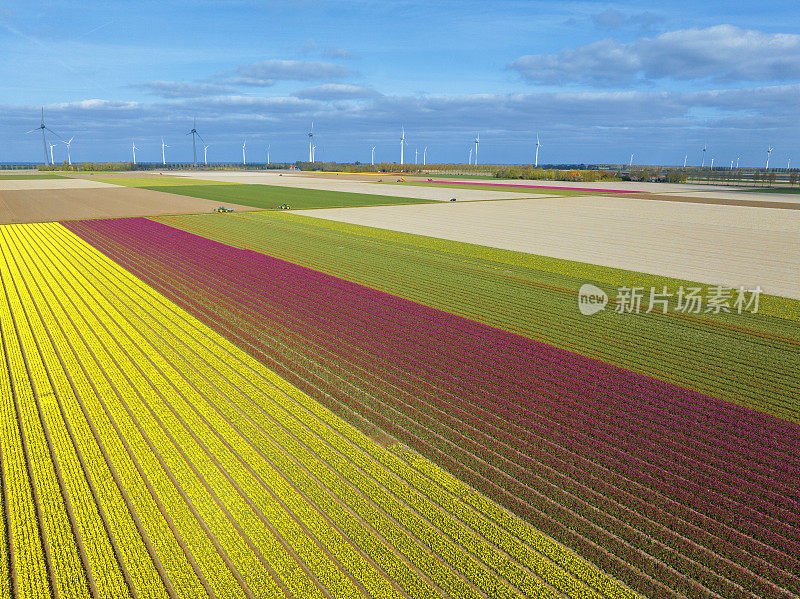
[0,178,117,191]
[299,196,800,299]
[0,186,253,224]
[171,171,554,201]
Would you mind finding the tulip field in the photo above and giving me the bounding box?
[58,213,800,599]
[0,221,635,598]
[1,206,798,599]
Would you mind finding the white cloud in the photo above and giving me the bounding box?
[135,81,238,98]
[222,59,356,86]
[509,25,800,87]
[293,84,380,100]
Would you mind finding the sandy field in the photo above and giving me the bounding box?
[0,178,118,191]
[0,186,253,224]
[170,171,553,201]
[298,196,800,299]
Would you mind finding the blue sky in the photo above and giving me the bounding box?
[2,0,800,166]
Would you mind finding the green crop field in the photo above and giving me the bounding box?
[140,183,441,210]
[154,210,800,423]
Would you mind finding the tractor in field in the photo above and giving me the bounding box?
[277,203,291,210]
[214,206,234,213]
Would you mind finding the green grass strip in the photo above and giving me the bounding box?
[140,183,440,210]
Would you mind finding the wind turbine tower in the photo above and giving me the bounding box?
[468,147,472,165]
[629,153,634,167]
[26,108,60,165]
[308,123,314,162]
[161,138,170,166]
[203,145,210,166]
[131,141,139,165]
[400,127,405,165]
[62,137,73,166]
[415,147,418,165]
[701,144,707,168]
[683,154,687,168]
[48,143,56,165]
[267,144,270,165]
[371,145,376,166]
[242,139,247,166]
[187,118,204,167]
[535,134,541,168]
[423,146,427,166]
[766,146,774,170]
[474,133,479,165]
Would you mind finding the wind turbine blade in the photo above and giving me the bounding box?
[195,132,205,144]
[25,128,39,134]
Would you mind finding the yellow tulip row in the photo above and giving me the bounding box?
[0,232,90,599]
[1,225,155,598]
[17,224,272,599]
[0,287,49,599]
[5,223,184,599]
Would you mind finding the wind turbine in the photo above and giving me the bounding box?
[161,138,170,166]
[308,122,314,162]
[266,144,270,165]
[710,157,714,169]
[400,126,405,165]
[370,145,376,166]
[736,156,740,169]
[683,154,687,168]
[61,137,73,166]
[242,139,247,166]
[701,144,707,168]
[788,158,791,169]
[468,147,473,165]
[534,134,541,168]
[48,142,56,165]
[26,108,61,165]
[423,146,427,166]
[474,133,479,165]
[766,146,774,170]
[131,140,140,165]
[186,118,204,167]
[415,147,418,165]
[629,153,634,167]
[203,144,210,166]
